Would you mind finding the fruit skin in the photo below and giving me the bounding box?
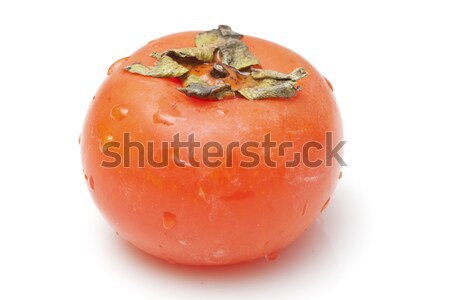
[80,31,343,266]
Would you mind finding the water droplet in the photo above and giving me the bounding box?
[99,135,114,153]
[321,197,331,212]
[107,57,129,75]
[265,251,279,261]
[173,156,193,168]
[153,112,185,126]
[110,105,128,121]
[163,212,176,230]
[198,186,206,202]
[339,171,343,179]
[324,77,334,91]
[216,109,226,116]
[213,249,225,258]
[89,176,95,190]
[221,190,252,201]
[302,202,308,216]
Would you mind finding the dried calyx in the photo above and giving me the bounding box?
[125,25,308,100]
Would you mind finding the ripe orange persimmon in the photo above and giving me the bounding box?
[80,26,343,266]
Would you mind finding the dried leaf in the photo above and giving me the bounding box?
[178,83,234,100]
[238,79,299,100]
[126,25,308,101]
[195,29,223,48]
[195,26,259,70]
[125,56,188,77]
[163,47,215,62]
[150,52,161,59]
[220,39,260,70]
[181,74,208,86]
[217,25,243,38]
[251,67,308,81]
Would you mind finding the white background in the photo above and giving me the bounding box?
[1,0,449,299]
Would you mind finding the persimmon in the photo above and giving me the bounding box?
[80,26,344,265]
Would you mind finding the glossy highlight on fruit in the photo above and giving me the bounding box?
[80,26,343,266]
